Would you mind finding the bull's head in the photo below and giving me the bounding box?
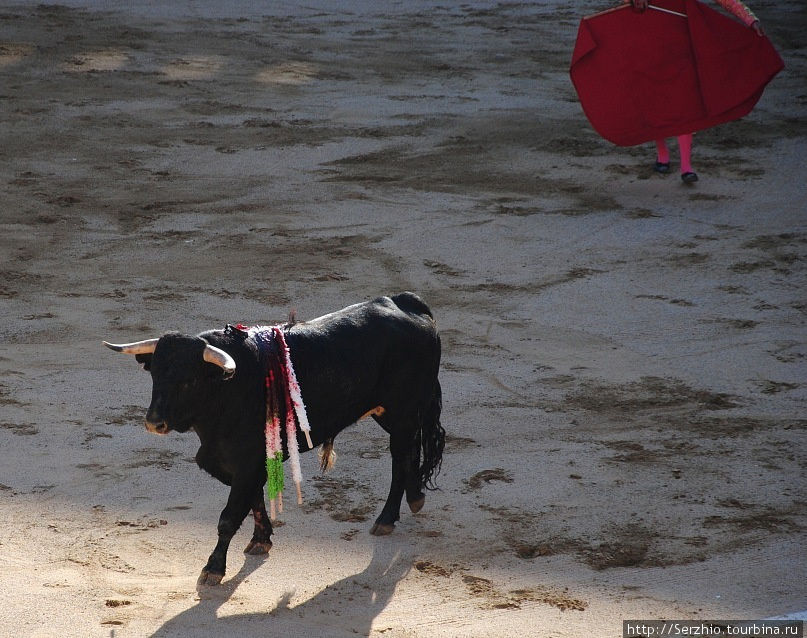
[103,334,236,435]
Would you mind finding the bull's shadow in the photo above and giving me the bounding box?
[148,539,412,638]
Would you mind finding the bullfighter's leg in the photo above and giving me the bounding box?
[198,475,259,586]
[244,489,273,555]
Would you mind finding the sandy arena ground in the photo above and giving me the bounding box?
[1,1,805,636]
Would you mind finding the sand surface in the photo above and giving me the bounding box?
[1,1,805,636]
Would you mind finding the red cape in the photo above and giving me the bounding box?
[569,0,784,146]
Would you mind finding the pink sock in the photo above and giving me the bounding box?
[655,139,670,164]
[678,134,693,173]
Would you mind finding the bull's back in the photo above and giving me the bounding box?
[285,294,439,424]
[289,294,435,356]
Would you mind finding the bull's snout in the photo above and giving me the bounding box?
[145,404,169,435]
[145,419,170,435]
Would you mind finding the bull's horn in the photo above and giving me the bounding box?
[203,344,236,376]
[103,339,159,355]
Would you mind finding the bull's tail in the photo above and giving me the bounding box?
[419,379,445,491]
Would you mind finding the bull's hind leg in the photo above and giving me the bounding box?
[411,379,444,513]
[407,485,426,513]
[371,418,419,536]
[381,382,444,520]
[370,447,407,535]
[244,489,273,555]
[405,429,426,514]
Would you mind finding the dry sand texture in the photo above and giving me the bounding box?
[0,1,805,636]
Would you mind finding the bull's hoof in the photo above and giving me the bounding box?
[370,522,395,536]
[408,495,426,514]
[196,569,224,587]
[244,540,273,555]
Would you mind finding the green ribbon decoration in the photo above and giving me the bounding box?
[266,450,284,500]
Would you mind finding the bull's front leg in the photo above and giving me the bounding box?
[197,479,256,587]
[244,489,273,555]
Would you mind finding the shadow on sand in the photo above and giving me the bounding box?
[148,540,413,638]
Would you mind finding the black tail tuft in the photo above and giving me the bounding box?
[419,380,445,490]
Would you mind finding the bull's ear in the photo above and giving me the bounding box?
[135,353,152,371]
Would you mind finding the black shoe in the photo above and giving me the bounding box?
[681,171,698,184]
[654,161,670,174]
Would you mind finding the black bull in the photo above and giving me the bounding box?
[104,292,445,585]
